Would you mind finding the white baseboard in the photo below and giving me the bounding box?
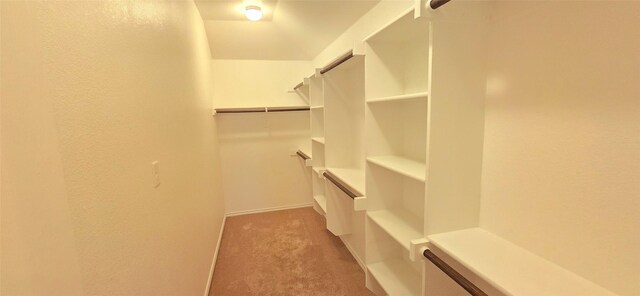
[340,236,366,272]
[203,215,227,296]
[225,203,314,217]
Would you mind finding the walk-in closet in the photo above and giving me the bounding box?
[2,0,638,295]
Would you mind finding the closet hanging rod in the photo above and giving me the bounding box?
[296,150,311,160]
[322,171,360,199]
[430,0,452,9]
[214,106,310,114]
[423,249,488,296]
[293,82,304,90]
[319,50,354,75]
[268,106,310,112]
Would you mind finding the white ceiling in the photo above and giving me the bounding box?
[195,0,379,60]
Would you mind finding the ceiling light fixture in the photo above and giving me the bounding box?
[245,5,263,21]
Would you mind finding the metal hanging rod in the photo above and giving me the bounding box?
[296,150,311,161]
[320,50,354,75]
[214,106,310,115]
[423,249,488,296]
[268,106,310,113]
[293,82,304,90]
[322,171,361,199]
[430,0,452,10]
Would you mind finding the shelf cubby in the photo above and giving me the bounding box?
[364,11,429,100]
[367,208,422,252]
[366,218,422,296]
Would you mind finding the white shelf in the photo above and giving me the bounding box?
[326,167,365,195]
[367,208,423,251]
[298,147,312,159]
[311,137,325,145]
[428,228,617,296]
[314,195,327,213]
[366,155,426,182]
[367,91,428,104]
[367,259,421,296]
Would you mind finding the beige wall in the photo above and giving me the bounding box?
[212,59,313,108]
[312,0,413,68]
[1,1,225,295]
[480,2,640,295]
[212,60,313,214]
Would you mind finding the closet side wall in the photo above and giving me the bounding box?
[212,60,314,214]
[480,2,640,295]
[212,59,313,108]
[1,1,225,295]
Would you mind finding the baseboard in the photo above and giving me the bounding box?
[340,236,366,272]
[225,203,314,217]
[203,215,227,296]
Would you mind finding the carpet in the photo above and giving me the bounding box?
[209,207,375,296]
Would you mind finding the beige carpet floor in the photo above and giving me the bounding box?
[209,207,375,296]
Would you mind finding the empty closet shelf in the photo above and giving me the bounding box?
[367,209,423,251]
[313,195,327,213]
[367,155,426,182]
[296,148,311,160]
[311,137,325,144]
[367,259,421,296]
[367,91,428,104]
[428,228,617,296]
[325,168,365,195]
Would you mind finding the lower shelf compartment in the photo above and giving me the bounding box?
[367,259,421,296]
[367,208,423,251]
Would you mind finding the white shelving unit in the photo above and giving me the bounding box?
[363,9,428,296]
[309,74,327,216]
[295,2,633,295]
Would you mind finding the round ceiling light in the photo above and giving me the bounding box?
[245,5,263,21]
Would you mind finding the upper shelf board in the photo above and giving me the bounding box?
[367,91,428,104]
[367,155,426,182]
[312,137,325,145]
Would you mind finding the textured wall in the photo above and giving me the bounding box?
[1,1,225,295]
[212,59,313,108]
[480,2,640,295]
